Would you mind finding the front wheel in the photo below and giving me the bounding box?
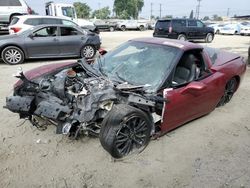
[81,45,96,59]
[139,25,145,31]
[217,78,237,107]
[205,33,214,43]
[177,34,186,41]
[1,46,25,65]
[100,104,152,158]
[109,26,115,32]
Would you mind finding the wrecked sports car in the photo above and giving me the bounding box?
[5,38,247,158]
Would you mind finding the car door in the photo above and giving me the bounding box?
[57,26,84,56]
[160,50,224,133]
[196,20,207,38]
[187,20,199,39]
[24,26,60,58]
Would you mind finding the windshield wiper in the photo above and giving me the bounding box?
[115,72,128,83]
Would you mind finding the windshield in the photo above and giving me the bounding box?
[97,41,180,92]
[61,6,76,19]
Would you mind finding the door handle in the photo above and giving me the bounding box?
[53,38,59,41]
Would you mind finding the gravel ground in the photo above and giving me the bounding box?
[0,31,250,188]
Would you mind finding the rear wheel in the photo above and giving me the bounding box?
[177,34,186,41]
[100,104,152,158]
[121,25,126,31]
[1,46,24,65]
[217,78,238,107]
[81,45,96,59]
[205,33,214,43]
[139,25,145,31]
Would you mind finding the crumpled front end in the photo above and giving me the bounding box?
[5,60,162,138]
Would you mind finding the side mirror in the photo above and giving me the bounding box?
[98,48,107,56]
[28,33,34,39]
[180,82,206,96]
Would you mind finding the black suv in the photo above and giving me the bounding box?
[153,19,214,43]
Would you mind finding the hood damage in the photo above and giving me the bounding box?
[5,59,164,139]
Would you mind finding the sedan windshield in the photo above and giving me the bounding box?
[98,41,180,92]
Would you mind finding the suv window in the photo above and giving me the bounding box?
[0,0,21,6]
[60,27,80,36]
[173,20,186,27]
[188,20,197,27]
[156,20,170,28]
[24,18,42,26]
[61,20,78,27]
[42,18,61,24]
[33,26,57,37]
[197,21,204,28]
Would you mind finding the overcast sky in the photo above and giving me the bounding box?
[25,0,250,19]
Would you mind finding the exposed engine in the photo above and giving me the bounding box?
[6,61,162,138]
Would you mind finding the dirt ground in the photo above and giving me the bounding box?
[0,31,250,188]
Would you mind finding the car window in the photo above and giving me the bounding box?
[24,18,42,26]
[60,27,80,36]
[62,20,78,27]
[9,17,19,25]
[33,26,57,37]
[61,6,75,18]
[173,20,186,27]
[197,21,204,28]
[0,0,21,6]
[42,18,61,24]
[156,20,171,28]
[188,20,197,27]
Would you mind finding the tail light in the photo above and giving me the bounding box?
[27,7,32,14]
[169,26,172,33]
[10,27,22,33]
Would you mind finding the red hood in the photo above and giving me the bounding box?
[14,61,77,88]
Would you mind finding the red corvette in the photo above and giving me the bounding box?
[5,38,247,158]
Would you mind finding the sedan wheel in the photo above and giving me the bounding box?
[81,45,96,59]
[109,26,115,32]
[177,34,186,41]
[100,104,152,158]
[1,46,24,65]
[217,78,237,107]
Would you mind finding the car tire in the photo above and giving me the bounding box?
[99,104,152,158]
[139,25,145,31]
[1,46,25,65]
[205,33,214,43]
[121,25,126,31]
[81,45,96,59]
[109,26,115,32]
[217,77,238,107]
[177,34,187,41]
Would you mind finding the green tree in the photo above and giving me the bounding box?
[114,0,144,19]
[73,2,91,18]
[212,14,223,21]
[92,7,111,19]
[203,16,210,21]
[189,10,194,19]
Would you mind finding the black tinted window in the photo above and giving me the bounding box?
[42,18,61,24]
[0,0,21,6]
[156,20,171,28]
[33,26,57,37]
[60,27,80,36]
[188,20,197,27]
[173,20,186,27]
[24,18,41,26]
